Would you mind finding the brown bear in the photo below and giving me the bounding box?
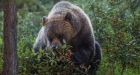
[33,1,102,75]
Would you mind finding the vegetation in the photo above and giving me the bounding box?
[0,0,140,75]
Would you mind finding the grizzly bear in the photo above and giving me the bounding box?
[33,1,102,75]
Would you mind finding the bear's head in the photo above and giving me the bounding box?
[33,12,81,51]
[44,12,81,49]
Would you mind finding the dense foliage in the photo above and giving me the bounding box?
[0,0,140,75]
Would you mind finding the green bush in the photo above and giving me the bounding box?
[18,44,88,75]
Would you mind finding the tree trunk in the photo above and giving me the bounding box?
[2,0,17,75]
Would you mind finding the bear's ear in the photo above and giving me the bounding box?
[42,16,48,25]
[64,12,72,21]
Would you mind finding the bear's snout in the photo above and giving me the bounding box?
[50,38,62,49]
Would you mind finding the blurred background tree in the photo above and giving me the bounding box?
[0,0,139,75]
[2,0,17,75]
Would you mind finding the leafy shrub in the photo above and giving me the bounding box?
[18,44,89,75]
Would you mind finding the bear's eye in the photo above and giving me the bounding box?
[57,34,64,44]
